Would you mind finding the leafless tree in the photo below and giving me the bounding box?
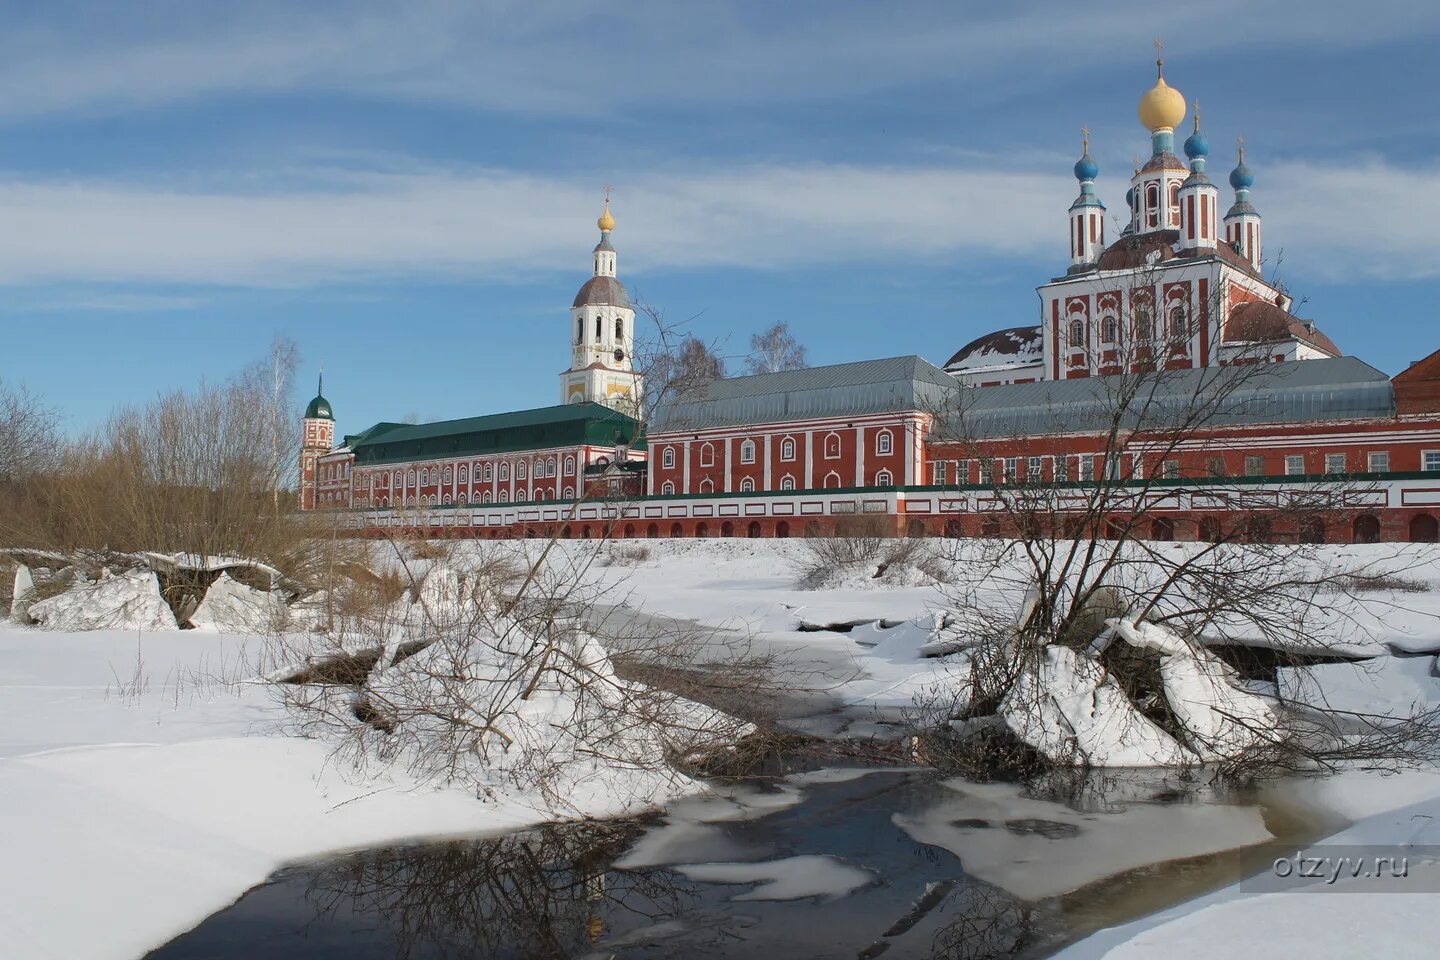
[631,296,728,426]
[269,529,781,808]
[746,321,808,375]
[0,379,60,483]
[917,263,1440,775]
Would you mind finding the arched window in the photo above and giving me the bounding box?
[517,461,527,480]
[534,457,544,477]
[614,317,624,340]
[740,477,755,492]
[875,469,893,486]
[563,486,574,499]
[1135,305,1154,341]
[1168,180,1181,225]
[876,430,893,456]
[699,477,714,493]
[700,442,715,467]
[547,457,557,476]
[422,468,431,485]
[499,490,509,503]
[564,456,575,475]
[595,316,602,340]
[740,439,756,464]
[780,475,795,490]
[394,470,402,485]
[823,433,841,459]
[1145,182,1160,228]
[483,491,492,503]
[515,490,526,502]
[444,467,453,484]
[1169,305,1189,339]
[823,471,841,489]
[458,465,468,483]
[661,480,675,495]
[483,463,493,481]
[595,456,610,467]
[1101,315,1117,343]
[499,463,510,481]
[1068,318,1085,347]
[576,317,583,343]
[780,437,796,461]
[662,447,675,469]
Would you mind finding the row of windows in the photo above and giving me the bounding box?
[366,455,580,489]
[657,469,894,495]
[1067,308,1191,348]
[659,430,896,470]
[576,316,627,344]
[365,487,581,508]
[933,450,1405,485]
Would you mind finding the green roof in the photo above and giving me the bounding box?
[303,394,333,420]
[350,402,641,466]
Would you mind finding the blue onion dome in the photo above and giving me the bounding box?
[1229,160,1254,190]
[1074,153,1099,181]
[1126,186,1135,207]
[1183,129,1209,160]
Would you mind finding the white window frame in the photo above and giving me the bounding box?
[1285,455,1305,476]
[1368,451,1390,473]
[740,439,757,464]
[876,430,893,456]
[1324,453,1346,475]
[780,475,795,491]
[661,480,675,495]
[699,442,715,467]
[662,447,675,469]
[1423,451,1440,473]
[740,477,755,492]
[875,469,893,486]
[780,437,796,461]
[823,432,842,460]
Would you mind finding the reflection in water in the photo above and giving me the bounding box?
[149,768,1328,960]
[301,820,715,960]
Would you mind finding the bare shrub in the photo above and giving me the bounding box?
[794,514,946,589]
[605,543,652,566]
[269,535,769,807]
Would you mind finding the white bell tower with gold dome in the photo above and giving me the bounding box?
[561,192,642,414]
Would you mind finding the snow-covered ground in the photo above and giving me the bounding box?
[5,537,1440,959]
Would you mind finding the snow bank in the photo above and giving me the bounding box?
[1279,655,1440,716]
[188,572,288,633]
[9,564,34,623]
[1000,645,1191,767]
[1112,619,1280,760]
[28,569,177,632]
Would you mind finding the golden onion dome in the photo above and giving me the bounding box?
[1138,59,1186,132]
[597,201,616,232]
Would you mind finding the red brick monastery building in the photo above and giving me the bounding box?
[301,61,1440,544]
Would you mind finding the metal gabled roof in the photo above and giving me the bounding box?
[946,356,1394,440]
[649,355,960,433]
[350,402,640,465]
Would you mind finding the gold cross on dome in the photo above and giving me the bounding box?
[1081,125,1090,151]
[1236,135,1246,161]
[603,184,614,204]
[1154,37,1165,74]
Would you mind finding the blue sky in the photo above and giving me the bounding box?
[3,0,1439,434]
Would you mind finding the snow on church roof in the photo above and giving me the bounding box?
[944,326,1043,374]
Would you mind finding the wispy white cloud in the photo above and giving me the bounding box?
[0,0,1433,120]
[22,292,207,312]
[0,156,1433,290]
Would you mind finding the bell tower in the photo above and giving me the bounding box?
[299,373,334,511]
[561,190,642,414]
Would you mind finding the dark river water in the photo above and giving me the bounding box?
[144,767,1329,960]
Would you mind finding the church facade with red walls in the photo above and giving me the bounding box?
[300,63,1440,544]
